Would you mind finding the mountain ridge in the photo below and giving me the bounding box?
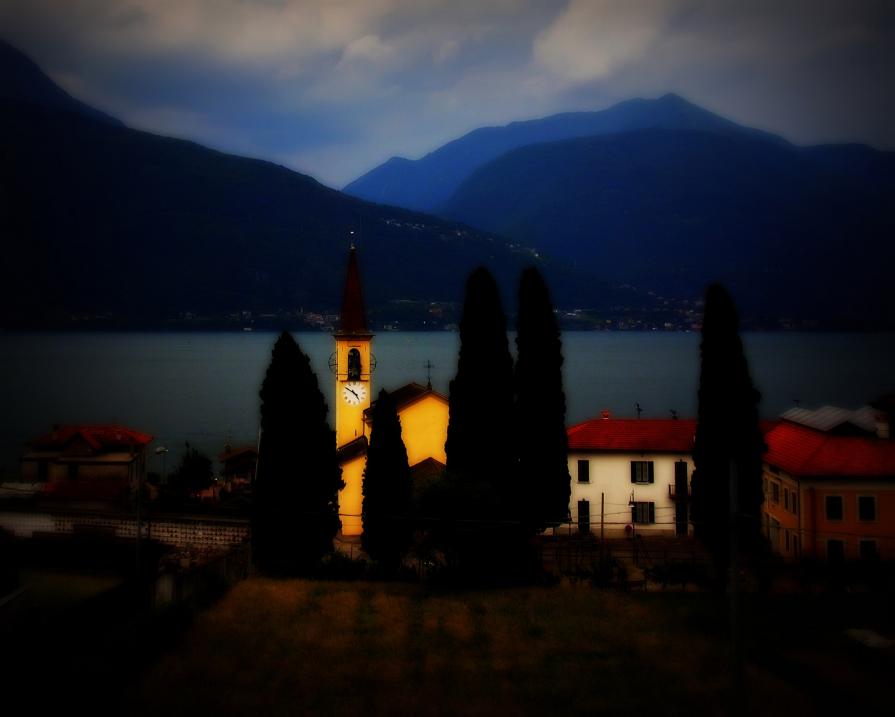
[343,93,789,212]
[0,38,123,127]
[441,127,895,323]
[0,41,607,328]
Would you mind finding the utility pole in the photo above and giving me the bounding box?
[600,493,606,570]
[729,459,743,713]
[135,455,142,582]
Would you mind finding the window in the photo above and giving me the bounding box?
[577,460,590,483]
[791,492,799,516]
[763,477,768,496]
[858,496,876,522]
[630,461,654,484]
[783,488,789,511]
[827,539,845,561]
[67,463,79,480]
[792,534,800,557]
[347,348,361,380]
[859,540,878,560]
[768,517,780,547]
[632,501,655,524]
[771,482,780,504]
[37,460,49,482]
[825,495,843,521]
[785,530,790,552]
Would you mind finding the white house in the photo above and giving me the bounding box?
[567,416,696,537]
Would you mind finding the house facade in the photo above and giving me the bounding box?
[762,405,895,561]
[218,445,257,492]
[567,416,696,537]
[17,424,152,504]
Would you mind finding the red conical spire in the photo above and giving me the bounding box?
[337,244,369,335]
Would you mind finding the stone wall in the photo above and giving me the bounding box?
[0,509,249,550]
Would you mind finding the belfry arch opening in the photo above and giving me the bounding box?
[348,348,361,380]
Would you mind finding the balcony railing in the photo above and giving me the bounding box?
[668,484,691,499]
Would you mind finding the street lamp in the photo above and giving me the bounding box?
[155,445,169,484]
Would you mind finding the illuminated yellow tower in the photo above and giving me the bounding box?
[333,245,373,447]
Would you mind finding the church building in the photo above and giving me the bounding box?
[332,246,449,536]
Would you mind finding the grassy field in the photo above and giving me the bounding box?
[17,568,123,613]
[120,578,894,716]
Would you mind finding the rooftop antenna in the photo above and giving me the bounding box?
[425,360,433,390]
[635,402,643,419]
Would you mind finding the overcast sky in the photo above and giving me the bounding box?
[2,0,893,187]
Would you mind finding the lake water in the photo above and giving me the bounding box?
[1,331,893,478]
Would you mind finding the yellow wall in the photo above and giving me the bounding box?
[338,394,449,537]
[395,396,448,466]
[339,454,366,536]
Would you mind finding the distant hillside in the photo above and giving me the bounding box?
[0,42,605,327]
[0,39,122,126]
[343,94,781,213]
[441,129,895,324]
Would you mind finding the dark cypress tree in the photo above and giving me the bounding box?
[442,267,521,580]
[692,284,766,576]
[361,389,413,570]
[445,266,515,491]
[515,267,571,531]
[167,442,213,499]
[254,331,343,573]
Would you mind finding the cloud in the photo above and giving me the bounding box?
[339,34,395,65]
[535,0,676,83]
[84,0,399,62]
[433,39,460,66]
[0,0,891,187]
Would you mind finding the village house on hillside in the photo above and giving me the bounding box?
[8,424,152,505]
[566,415,696,537]
[762,404,895,561]
[218,444,257,493]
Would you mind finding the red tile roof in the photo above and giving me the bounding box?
[567,418,697,453]
[29,425,153,451]
[765,421,895,477]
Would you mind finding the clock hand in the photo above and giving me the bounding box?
[347,387,359,398]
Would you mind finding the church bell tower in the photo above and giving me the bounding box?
[333,244,373,447]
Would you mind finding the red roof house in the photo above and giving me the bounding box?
[18,424,153,505]
[566,417,698,537]
[762,416,895,561]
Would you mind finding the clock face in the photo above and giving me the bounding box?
[342,382,367,406]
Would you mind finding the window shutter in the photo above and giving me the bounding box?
[631,505,637,523]
[649,503,655,523]
[648,462,655,484]
[630,462,636,483]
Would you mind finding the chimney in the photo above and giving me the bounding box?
[601,409,610,420]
